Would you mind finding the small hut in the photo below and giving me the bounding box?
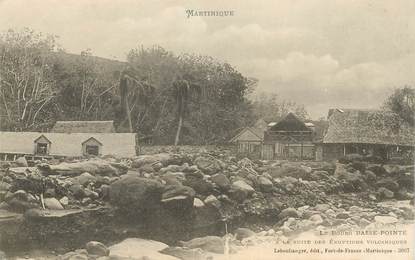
[230,119,268,159]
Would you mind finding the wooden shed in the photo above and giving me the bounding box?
[263,113,315,160]
[230,119,267,159]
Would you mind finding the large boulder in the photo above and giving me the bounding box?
[376,178,399,192]
[76,172,97,186]
[257,176,273,192]
[109,238,178,260]
[4,190,39,212]
[278,207,300,219]
[132,153,186,168]
[49,159,118,176]
[109,175,164,213]
[161,184,195,210]
[193,156,223,175]
[234,227,255,240]
[15,156,28,167]
[334,163,366,192]
[179,236,224,254]
[161,247,207,260]
[183,176,214,195]
[228,180,255,203]
[269,164,309,179]
[210,173,231,191]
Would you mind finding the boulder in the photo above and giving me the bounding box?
[229,180,255,202]
[234,228,255,240]
[336,213,350,219]
[69,184,86,199]
[59,196,69,206]
[278,207,299,219]
[161,185,195,210]
[109,238,178,260]
[257,176,273,192]
[49,159,118,176]
[334,164,366,192]
[86,241,110,256]
[204,195,221,208]
[132,153,185,168]
[193,198,205,208]
[193,156,223,175]
[376,178,399,192]
[183,176,214,195]
[161,247,206,260]
[377,187,394,199]
[109,175,164,213]
[269,164,309,179]
[61,251,89,260]
[44,197,64,210]
[179,236,224,254]
[76,172,97,186]
[374,215,398,224]
[309,214,324,225]
[15,156,28,167]
[210,173,231,191]
[5,190,38,212]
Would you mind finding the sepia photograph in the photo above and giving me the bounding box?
[0,0,414,259]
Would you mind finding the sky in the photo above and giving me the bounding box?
[0,0,414,119]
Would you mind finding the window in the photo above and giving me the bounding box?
[36,143,48,155]
[86,145,99,156]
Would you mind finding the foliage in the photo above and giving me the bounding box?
[0,28,309,146]
[0,28,58,130]
[383,86,415,126]
[251,92,309,123]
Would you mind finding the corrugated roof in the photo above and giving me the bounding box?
[323,109,415,146]
[51,121,115,133]
[0,132,136,157]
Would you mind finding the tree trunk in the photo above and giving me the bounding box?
[174,113,183,146]
[126,98,133,133]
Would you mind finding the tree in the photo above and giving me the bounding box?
[172,78,201,145]
[0,28,58,131]
[251,92,309,123]
[384,86,415,126]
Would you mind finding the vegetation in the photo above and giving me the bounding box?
[0,28,312,145]
[383,86,415,126]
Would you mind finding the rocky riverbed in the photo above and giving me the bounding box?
[0,150,413,259]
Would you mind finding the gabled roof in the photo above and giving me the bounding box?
[230,118,268,142]
[0,132,136,157]
[34,134,51,143]
[230,127,263,142]
[269,113,311,132]
[323,108,415,146]
[82,136,103,146]
[51,121,115,133]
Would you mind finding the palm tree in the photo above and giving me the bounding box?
[172,78,200,146]
[119,68,154,132]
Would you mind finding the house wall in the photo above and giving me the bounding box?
[262,144,274,160]
[322,144,344,161]
[236,141,262,159]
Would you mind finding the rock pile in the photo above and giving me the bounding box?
[0,152,413,223]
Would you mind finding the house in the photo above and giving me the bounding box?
[262,113,315,160]
[230,119,268,159]
[0,121,136,162]
[316,108,415,161]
